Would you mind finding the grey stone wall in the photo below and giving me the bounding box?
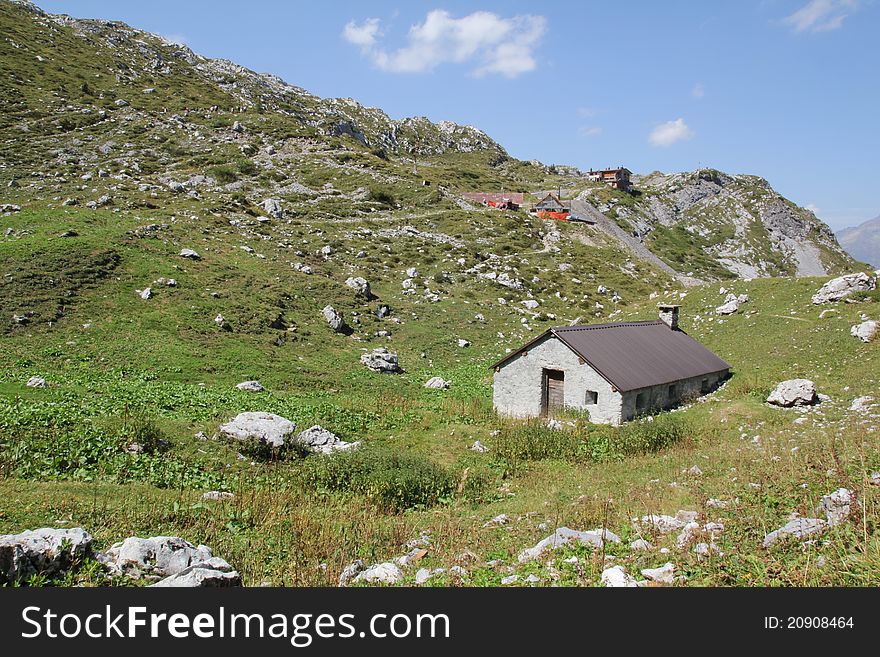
[619,370,727,421]
[492,335,622,424]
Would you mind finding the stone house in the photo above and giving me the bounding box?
[491,305,730,424]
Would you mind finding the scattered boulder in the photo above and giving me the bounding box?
[345,276,373,299]
[518,527,621,562]
[849,396,875,413]
[321,305,349,333]
[470,440,488,453]
[0,528,93,584]
[424,376,450,389]
[767,379,817,407]
[235,380,265,392]
[262,198,283,219]
[762,518,826,548]
[137,287,152,300]
[26,376,47,388]
[218,412,295,448]
[817,488,853,526]
[630,538,653,551]
[850,320,878,343]
[601,565,639,588]
[353,562,403,585]
[179,248,201,260]
[637,514,685,534]
[295,425,359,454]
[100,536,237,587]
[457,338,471,348]
[811,273,875,304]
[640,562,675,584]
[360,348,401,373]
[214,313,232,331]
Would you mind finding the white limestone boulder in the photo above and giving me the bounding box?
[766,379,817,407]
[219,412,295,448]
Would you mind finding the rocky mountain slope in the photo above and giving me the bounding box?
[837,215,880,268]
[1,0,857,288]
[581,170,854,280]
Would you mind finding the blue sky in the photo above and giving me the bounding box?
[37,0,879,230]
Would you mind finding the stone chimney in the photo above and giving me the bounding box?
[658,304,680,330]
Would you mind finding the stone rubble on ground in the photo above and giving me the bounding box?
[321,305,348,333]
[470,440,488,453]
[26,376,47,388]
[518,527,621,562]
[423,376,450,389]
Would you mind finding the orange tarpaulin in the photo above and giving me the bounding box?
[536,211,570,221]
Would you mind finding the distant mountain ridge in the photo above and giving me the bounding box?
[837,215,880,268]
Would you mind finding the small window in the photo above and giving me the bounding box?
[700,378,710,394]
[585,390,598,405]
[636,392,646,409]
[668,384,677,399]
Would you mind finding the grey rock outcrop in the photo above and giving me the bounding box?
[219,412,295,448]
[850,320,878,343]
[762,518,826,548]
[811,272,875,304]
[360,348,401,373]
[235,380,265,392]
[321,305,349,333]
[0,528,93,584]
[295,425,359,454]
[423,376,450,389]
[345,276,373,299]
[767,379,817,407]
[150,559,241,587]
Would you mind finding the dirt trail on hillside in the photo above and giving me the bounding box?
[570,194,704,287]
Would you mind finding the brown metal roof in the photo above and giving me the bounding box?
[492,321,730,392]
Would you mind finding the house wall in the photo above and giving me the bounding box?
[619,370,728,422]
[492,335,623,424]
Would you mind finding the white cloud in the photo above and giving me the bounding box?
[783,0,858,33]
[342,10,546,78]
[691,83,705,99]
[162,33,188,46]
[342,18,382,47]
[649,118,695,147]
[805,203,821,215]
[578,126,602,138]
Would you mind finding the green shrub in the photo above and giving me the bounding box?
[300,446,455,510]
[368,187,396,207]
[492,414,690,473]
[209,164,238,184]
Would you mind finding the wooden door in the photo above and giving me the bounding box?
[542,369,565,415]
